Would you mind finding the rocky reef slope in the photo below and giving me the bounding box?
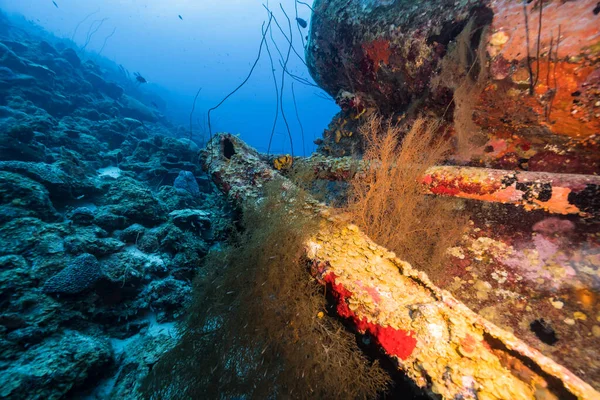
[0,13,231,399]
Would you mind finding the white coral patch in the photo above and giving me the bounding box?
[98,166,121,179]
[306,240,322,258]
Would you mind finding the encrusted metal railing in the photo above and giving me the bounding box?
[263,154,600,218]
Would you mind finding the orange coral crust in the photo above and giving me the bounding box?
[490,0,600,60]
[362,39,391,73]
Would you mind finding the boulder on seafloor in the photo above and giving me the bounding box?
[173,170,201,197]
[68,206,95,225]
[156,185,203,212]
[0,171,59,222]
[118,95,158,122]
[0,161,65,189]
[63,229,125,256]
[60,48,80,67]
[38,40,57,55]
[141,277,191,321]
[99,178,167,226]
[93,208,129,232]
[0,255,33,297]
[99,248,168,296]
[169,208,211,231]
[0,66,35,88]
[0,42,28,73]
[43,253,101,295]
[123,117,143,129]
[0,40,27,54]
[19,88,73,117]
[101,325,177,399]
[0,217,66,256]
[84,71,124,100]
[0,331,113,400]
[0,120,49,162]
[118,223,146,244]
[0,160,96,201]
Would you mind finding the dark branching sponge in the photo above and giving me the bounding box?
[43,253,101,295]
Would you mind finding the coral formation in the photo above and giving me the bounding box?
[173,170,201,197]
[273,153,293,170]
[345,116,467,274]
[0,170,59,222]
[42,253,101,294]
[307,0,600,174]
[0,331,113,399]
[0,13,232,399]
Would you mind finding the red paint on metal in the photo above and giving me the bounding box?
[460,333,477,355]
[324,273,417,360]
[364,285,382,304]
[428,183,461,196]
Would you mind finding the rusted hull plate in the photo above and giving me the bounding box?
[203,134,600,399]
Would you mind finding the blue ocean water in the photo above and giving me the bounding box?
[0,0,338,154]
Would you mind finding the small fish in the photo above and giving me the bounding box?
[178,15,183,20]
[134,72,147,84]
[52,1,58,8]
[296,17,307,28]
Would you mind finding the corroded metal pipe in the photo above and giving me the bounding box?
[203,134,600,399]
[265,154,600,218]
[422,165,600,217]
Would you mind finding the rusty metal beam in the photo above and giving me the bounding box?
[422,165,600,217]
[203,134,600,400]
[264,154,600,217]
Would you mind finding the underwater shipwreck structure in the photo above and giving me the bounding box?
[197,0,600,398]
[204,133,599,399]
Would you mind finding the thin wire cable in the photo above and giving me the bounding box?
[294,0,306,49]
[264,22,281,158]
[70,9,99,41]
[263,4,307,69]
[189,87,203,149]
[97,27,116,55]
[80,18,108,52]
[207,16,274,162]
[291,82,306,157]
[269,4,294,158]
[296,0,314,12]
